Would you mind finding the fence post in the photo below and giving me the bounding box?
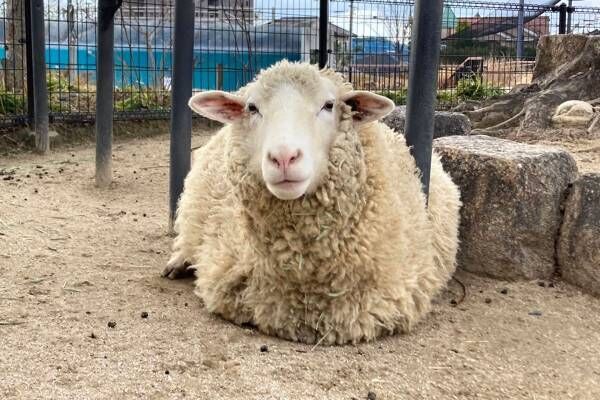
[348,0,354,82]
[516,0,525,59]
[24,0,34,126]
[318,0,328,68]
[558,3,567,34]
[30,0,49,153]
[169,0,195,231]
[95,0,121,188]
[404,0,444,202]
[566,1,574,34]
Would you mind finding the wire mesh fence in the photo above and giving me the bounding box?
[0,0,598,127]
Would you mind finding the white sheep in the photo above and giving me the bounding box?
[552,100,595,127]
[163,61,461,345]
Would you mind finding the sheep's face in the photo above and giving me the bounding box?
[188,64,394,200]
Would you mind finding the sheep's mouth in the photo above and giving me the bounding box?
[273,179,307,190]
[266,178,311,200]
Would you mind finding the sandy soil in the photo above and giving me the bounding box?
[1,131,600,400]
[532,137,600,174]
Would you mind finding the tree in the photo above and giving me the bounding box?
[381,4,411,57]
[5,0,26,91]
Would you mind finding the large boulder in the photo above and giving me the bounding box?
[383,106,471,138]
[557,173,600,297]
[434,135,578,280]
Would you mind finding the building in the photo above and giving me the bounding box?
[452,15,550,44]
[260,17,352,69]
[118,0,255,24]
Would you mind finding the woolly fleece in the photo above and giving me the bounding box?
[170,61,461,345]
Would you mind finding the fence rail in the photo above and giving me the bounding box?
[0,0,598,128]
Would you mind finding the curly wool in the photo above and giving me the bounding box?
[173,64,461,345]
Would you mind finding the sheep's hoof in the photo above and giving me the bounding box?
[161,260,195,280]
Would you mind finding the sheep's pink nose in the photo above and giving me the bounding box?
[268,148,302,171]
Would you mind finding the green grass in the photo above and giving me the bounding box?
[378,89,407,105]
[455,76,503,101]
[0,91,25,114]
[114,86,170,111]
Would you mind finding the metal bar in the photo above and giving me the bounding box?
[558,4,567,34]
[169,0,195,231]
[30,0,49,153]
[216,63,223,90]
[516,0,524,59]
[67,0,77,84]
[404,0,444,202]
[24,0,34,126]
[567,1,574,34]
[95,0,122,188]
[318,0,328,68]
[348,0,353,82]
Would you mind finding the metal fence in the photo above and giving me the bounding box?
[0,0,599,127]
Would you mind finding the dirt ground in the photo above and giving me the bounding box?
[1,130,600,400]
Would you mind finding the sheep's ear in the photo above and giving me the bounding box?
[341,91,395,125]
[188,91,246,124]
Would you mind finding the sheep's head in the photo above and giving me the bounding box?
[188,61,394,200]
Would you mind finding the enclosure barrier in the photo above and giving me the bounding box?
[30,0,49,153]
[95,0,122,188]
[168,0,195,230]
[404,0,444,199]
[1,0,599,129]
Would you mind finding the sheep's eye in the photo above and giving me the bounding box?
[322,101,334,112]
[248,103,259,114]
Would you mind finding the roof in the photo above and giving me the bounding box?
[442,6,456,29]
[263,17,352,37]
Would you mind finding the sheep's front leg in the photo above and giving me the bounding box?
[161,251,195,279]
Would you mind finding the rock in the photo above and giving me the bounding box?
[434,135,578,280]
[382,106,471,138]
[557,173,600,297]
[435,111,473,137]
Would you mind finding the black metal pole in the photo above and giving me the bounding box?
[95,0,121,188]
[516,0,525,59]
[558,4,567,34]
[30,0,49,153]
[404,0,444,202]
[169,0,195,231]
[24,0,34,126]
[318,0,328,68]
[567,0,573,33]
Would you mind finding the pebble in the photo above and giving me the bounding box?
[538,281,546,288]
[500,288,508,295]
[450,299,457,306]
[107,321,117,328]
[484,298,492,304]
[367,391,377,400]
[141,311,149,319]
[90,332,97,339]
[528,310,543,317]
[260,345,269,353]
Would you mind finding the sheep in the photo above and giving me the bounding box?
[162,60,461,345]
[551,100,595,127]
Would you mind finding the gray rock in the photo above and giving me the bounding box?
[434,135,578,280]
[382,106,471,138]
[557,173,600,297]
